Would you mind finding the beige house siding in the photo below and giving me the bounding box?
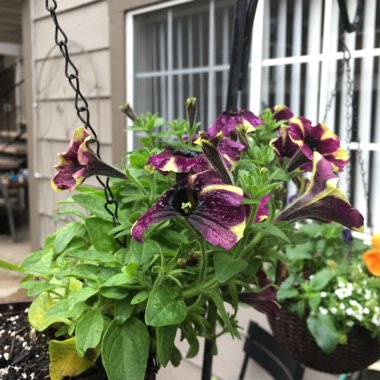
[25,0,112,248]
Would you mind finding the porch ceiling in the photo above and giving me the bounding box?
[0,0,22,44]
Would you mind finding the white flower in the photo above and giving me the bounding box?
[330,307,338,314]
[335,287,352,299]
[346,320,354,327]
[346,308,354,316]
[363,307,370,314]
[320,291,327,298]
[319,307,328,315]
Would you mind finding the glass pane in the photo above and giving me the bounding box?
[173,73,209,127]
[134,10,168,73]
[135,77,168,118]
[215,0,235,66]
[173,1,209,69]
[263,0,319,60]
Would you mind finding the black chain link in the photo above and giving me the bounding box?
[323,39,372,231]
[45,1,123,243]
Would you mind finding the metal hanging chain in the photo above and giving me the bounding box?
[323,40,372,231]
[45,0,123,242]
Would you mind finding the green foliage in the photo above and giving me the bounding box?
[6,105,356,378]
[278,221,380,353]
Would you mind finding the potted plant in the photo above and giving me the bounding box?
[0,102,364,379]
[269,222,380,373]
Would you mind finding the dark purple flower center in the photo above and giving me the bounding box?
[226,109,243,117]
[169,184,197,216]
[172,149,198,158]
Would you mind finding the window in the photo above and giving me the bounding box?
[127,0,237,146]
[127,0,380,231]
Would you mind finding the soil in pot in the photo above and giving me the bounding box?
[0,302,107,380]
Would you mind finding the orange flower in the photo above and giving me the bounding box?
[372,234,380,250]
[363,249,380,277]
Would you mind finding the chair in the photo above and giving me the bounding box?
[0,181,16,240]
[239,321,305,380]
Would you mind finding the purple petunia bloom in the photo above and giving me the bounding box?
[147,147,209,174]
[272,117,349,173]
[255,195,271,223]
[269,105,294,122]
[207,109,263,138]
[238,268,280,318]
[276,152,364,232]
[131,170,247,250]
[51,127,127,191]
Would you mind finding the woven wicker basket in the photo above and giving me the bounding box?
[268,306,380,374]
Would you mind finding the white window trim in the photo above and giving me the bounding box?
[125,0,195,152]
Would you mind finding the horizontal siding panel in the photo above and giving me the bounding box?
[34,0,103,20]
[34,1,109,60]
[35,50,111,99]
[36,98,112,144]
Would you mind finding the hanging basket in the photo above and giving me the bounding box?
[268,305,380,374]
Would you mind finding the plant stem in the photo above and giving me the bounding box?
[183,278,219,298]
[202,300,217,380]
[239,231,264,259]
[198,238,207,282]
[126,169,148,196]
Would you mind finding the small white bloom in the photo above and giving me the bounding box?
[347,320,354,327]
[319,307,328,315]
[363,307,370,314]
[320,291,327,298]
[330,307,338,314]
[346,308,354,316]
[335,288,352,299]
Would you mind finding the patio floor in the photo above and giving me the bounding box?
[0,224,30,302]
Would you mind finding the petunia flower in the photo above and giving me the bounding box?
[131,170,247,250]
[207,109,263,138]
[51,127,127,191]
[271,117,349,172]
[255,195,271,223]
[275,152,364,232]
[147,147,209,174]
[238,268,280,318]
[363,250,380,277]
[266,105,294,122]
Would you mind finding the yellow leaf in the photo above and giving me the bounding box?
[49,337,100,380]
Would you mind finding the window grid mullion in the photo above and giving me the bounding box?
[208,0,215,125]
[167,10,174,121]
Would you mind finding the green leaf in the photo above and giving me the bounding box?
[128,239,161,266]
[114,298,134,324]
[54,222,87,254]
[145,284,187,327]
[286,242,313,261]
[63,264,118,282]
[19,281,59,297]
[65,249,120,264]
[277,288,299,301]
[28,293,71,331]
[58,206,87,219]
[131,290,150,305]
[157,325,177,367]
[68,287,98,310]
[0,259,25,273]
[102,318,149,380]
[308,293,321,311]
[21,249,55,275]
[75,309,104,357]
[85,218,118,252]
[73,193,113,221]
[103,273,135,287]
[205,289,235,337]
[101,287,129,300]
[251,223,290,243]
[213,254,248,283]
[309,269,334,291]
[307,314,339,354]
